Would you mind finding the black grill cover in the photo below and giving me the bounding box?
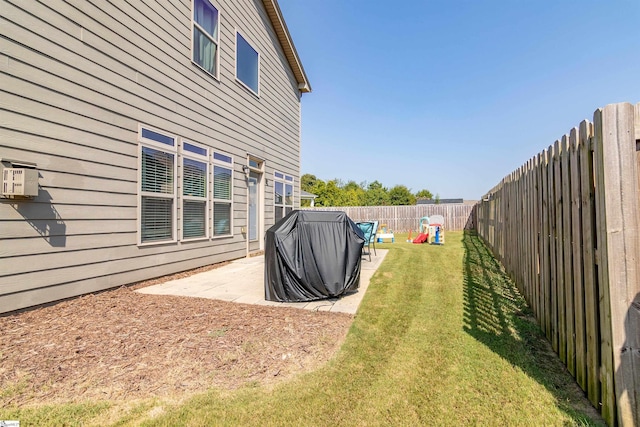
[265,210,365,302]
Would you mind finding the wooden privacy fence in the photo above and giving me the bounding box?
[301,204,476,232]
[476,102,640,427]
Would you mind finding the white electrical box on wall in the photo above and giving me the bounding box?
[2,167,39,197]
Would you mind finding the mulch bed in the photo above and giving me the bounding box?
[0,267,353,406]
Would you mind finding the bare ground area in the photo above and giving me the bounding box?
[0,266,353,407]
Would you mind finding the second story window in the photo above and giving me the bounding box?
[193,0,219,77]
[236,32,259,95]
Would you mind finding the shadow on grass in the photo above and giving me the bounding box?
[461,231,604,426]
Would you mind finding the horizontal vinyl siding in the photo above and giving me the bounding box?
[0,251,239,313]
[0,233,134,258]
[4,0,299,160]
[1,240,247,290]
[0,0,301,312]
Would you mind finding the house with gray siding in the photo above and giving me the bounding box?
[0,0,311,313]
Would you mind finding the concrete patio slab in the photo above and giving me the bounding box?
[137,250,388,314]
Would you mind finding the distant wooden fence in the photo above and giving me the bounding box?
[302,204,476,232]
[476,103,640,427]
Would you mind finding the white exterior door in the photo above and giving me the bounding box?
[248,170,262,247]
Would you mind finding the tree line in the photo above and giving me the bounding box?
[301,174,436,207]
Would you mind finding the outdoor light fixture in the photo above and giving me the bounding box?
[242,165,250,177]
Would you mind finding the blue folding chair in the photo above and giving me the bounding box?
[370,220,378,255]
[356,221,377,261]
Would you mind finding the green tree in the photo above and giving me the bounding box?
[315,179,345,207]
[342,180,365,206]
[389,185,416,206]
[367,180,385,191]
[415,189,433,200]
[342,180,361,191]
[301,174,319,192]
[364,180,390,206]
[308,179,326,206]
[300,175,436,207]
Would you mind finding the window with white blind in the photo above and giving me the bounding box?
[193,0,220,77]
[182,142,208,240]
[212,151,233,237]
[139,127,236,244]
[274,171,294,221]
[139,127,177,244]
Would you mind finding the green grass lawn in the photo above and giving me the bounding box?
[2,231,604,426]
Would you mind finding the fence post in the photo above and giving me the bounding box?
[593,102,640,427]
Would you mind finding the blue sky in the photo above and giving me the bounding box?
[278,0,640,200]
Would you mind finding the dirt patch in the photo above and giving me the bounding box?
[0,269,353,407]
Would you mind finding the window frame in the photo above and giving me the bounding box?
[180,140,209,241]
[192,0,221,79]
[235,30,260,96]
[274,171,294,221]
[212,151,234,238]
[138,125,178,246]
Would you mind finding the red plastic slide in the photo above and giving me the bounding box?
[412,233,429,244]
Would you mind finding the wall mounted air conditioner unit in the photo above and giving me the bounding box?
[2,167,39,197]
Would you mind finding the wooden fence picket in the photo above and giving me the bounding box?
[579,120,600,408]
[541,148,551,335]
[552,141,562,354]
[593,107,616,426]
[549,141,558,356]
[561,135,575,376]
[532,154,540,320]
[537,151,546,323]
[570,127,586,390]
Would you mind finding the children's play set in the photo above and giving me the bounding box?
[412,215,445,245]
[362,217,444,246]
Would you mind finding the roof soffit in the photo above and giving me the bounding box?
[261,0,311,93]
